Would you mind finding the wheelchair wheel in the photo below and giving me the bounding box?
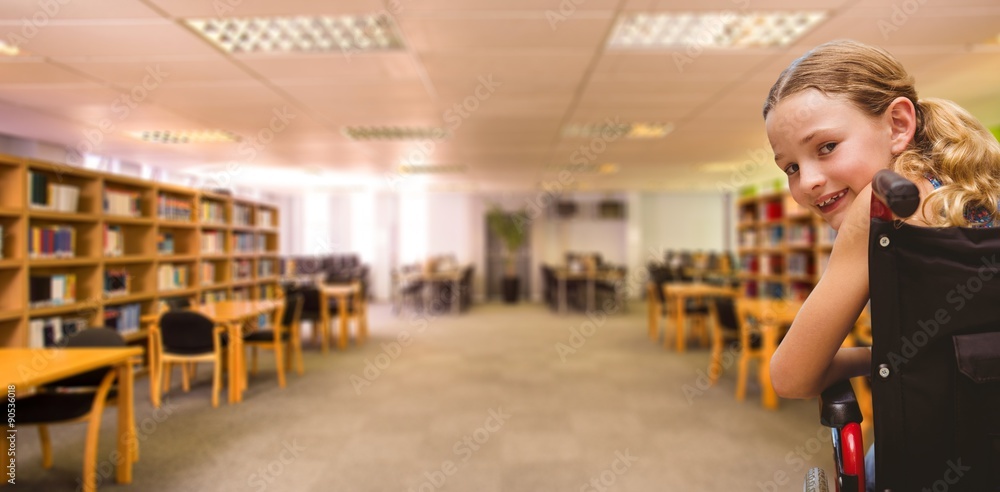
[803,467,830,492]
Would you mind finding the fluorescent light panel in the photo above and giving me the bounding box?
[608,11,826,49]
[398,164,467,174]
[186,15,404,54]
[562,122,675,140]
[130,130,241,144]
[343,126,449,141]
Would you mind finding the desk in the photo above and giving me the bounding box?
[0,347,143,488]
[319,283,367,352]
[144,300,282,404]
[661,282,737,351]
[736,298,803,410]
[553,268,624,314]
[195,300,282,404]
[398,268,467,315]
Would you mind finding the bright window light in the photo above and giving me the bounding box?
[608,11,827,49]
[186,15,404,55]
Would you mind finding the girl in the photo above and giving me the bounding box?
[763,39,1000,400]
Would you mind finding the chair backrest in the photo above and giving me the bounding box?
[159,311,217,353]
[710,297,739,333]
[647,266,671,302]
[165,297,192,311]
[868,199,1000,490]
[282,293,303,328]
[47,328,127,388]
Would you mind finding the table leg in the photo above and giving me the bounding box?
[115,361,135,484]
[674,295,687,352]
[357,290,368,344]
[228,323,242,404]
[559,277,566,314]
[760,323,780,410]
[338,293,348,350]
[320,291,330,354]
[647,283,658,341]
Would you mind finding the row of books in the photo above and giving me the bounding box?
[158,194,192,221]
[104,224,124,257]
[233,232,256,253]
[199,199,226,224]
[29,274,77,307]
[233,204,253,227]
[787,252,813,276]
[28,315,86,348]
[104,269,130,296]
[28,171,80,213]
[200,262,217,286]
[157,232,174,254]
[202,290,226,303]
[104,303,141,335]
[787,224,814,247]
[103,188,142,217]
[158,264,189,290]
[258,210,274,228]
[234,259,252,281]
[201,230,226,254]
[28,225,76,259]
[259,259,275,277]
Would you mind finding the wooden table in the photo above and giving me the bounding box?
[553,268,624,314]
[319,282,367,352]
[195,300,282,404]
[736,298,804,410]
[661,282,737,351]
[398,268,467,315]
[0,347,143,487]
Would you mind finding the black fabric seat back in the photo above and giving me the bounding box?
[282,293,303,327]
[48,328,126,388]
[159,311,217,354]
[869,218,1000,491]
[712,297,739,333]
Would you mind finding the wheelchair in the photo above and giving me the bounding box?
[805,170,1000,492]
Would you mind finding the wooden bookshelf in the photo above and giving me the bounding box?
[0,153,280,351]
[736,184,836,300]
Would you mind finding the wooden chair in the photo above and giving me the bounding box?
[244,293,303,388]
[17,328,137,492]
[151,310,227,408]
[707,295,755,389]
[732,299,766,402]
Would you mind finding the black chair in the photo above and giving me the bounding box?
[707,296,763,400]
[806,170,1000,491]
[151,311,226,408]
[245,293,304,387]
[18,328,132,491]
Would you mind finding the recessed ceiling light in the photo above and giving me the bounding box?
[597,163,619,174]
[186,15,404,55]
[398,164,467,174]
[343,126,449,141]
[0,40,21,56]
[562,122,675,140]
[129,130,241,144]
[608,11,826,49]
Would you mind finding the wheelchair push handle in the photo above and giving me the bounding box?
[872,169,920,218]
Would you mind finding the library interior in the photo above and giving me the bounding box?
[1,1,999,491]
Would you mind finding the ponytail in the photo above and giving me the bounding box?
[892,98,1000,227]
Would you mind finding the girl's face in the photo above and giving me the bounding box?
[765,89,895,230]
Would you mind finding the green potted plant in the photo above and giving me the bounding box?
[487,205,528,303]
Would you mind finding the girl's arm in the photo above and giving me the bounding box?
[770,184,874,399]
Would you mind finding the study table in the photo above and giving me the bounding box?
[552,268,625,314]
[660,282,738,351]
[397,267,468,315]
[736,297,804,410]
[0,346,143,489]
[319,282,367,352]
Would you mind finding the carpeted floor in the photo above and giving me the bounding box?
[12,301,835,491]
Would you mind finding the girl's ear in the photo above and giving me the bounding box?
[887,96,917,154]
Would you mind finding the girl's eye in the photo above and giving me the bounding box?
[819,142,837,155]
[783,163,799,176]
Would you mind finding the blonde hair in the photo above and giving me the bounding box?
[764,39,1000,227]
